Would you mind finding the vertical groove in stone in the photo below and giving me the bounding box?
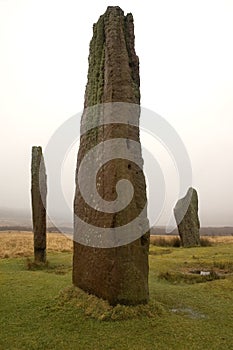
[73,7,150,305]
[31,146,47,262]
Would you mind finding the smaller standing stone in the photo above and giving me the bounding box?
[174,187,200,247]
[31,146,47,262]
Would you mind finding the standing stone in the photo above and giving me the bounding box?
[174,187,200,247]
[31,146,47,262]
[73,6,150,305]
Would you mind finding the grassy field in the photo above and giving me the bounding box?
[1,232,233,350]
[0,231,73,258]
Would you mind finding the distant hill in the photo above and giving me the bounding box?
[0,225,73,234]
[1,207,233,236]
[0,224,233,236]
[150,226,233,236]
[0,207,72,229]
[0,207,31,226]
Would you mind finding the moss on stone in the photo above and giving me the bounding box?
[86,15,105,109]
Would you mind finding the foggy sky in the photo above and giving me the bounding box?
[1,0,233,227]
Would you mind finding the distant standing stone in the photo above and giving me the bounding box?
[174,187,200,247]
[31,146,47,262]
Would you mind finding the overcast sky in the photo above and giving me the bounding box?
[0,0,233,227]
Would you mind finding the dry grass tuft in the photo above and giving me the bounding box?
[205,235,233,244]
[150,235,181,247]
[150,235,233,247]
[200,237,212,246]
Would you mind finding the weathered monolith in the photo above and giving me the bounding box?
[174,187,200,247]
[31,146,47,262]
[73,6,150,305]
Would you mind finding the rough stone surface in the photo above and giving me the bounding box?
[73,6,150,305]
[174,187,200,247]
[31,146,47,262]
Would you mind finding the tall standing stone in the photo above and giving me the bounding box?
[73,6,150,305]
[31,146,47,262]
[174,187,200,247]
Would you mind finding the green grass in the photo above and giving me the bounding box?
[1,244,233,350]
